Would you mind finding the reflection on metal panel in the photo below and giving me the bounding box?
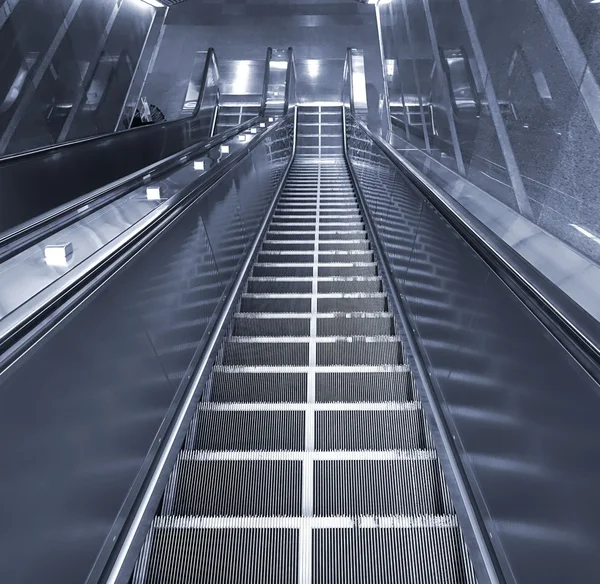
[441,48,479,117]
[0,0,155,154]
[263,48,288,117]
[218,59,265,102]
[0,47,224,239]
[296,58,345,104]
[350,48,369,119]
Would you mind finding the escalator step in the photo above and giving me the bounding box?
[247,279,313,294]
[187,409,304,451]
[136,524,298,584]
[318,264,377,277]
[317,277,382,293]
[240,295,311,313]
[262,241,314,252]
[315,370,413,402]
[313,526,476,584]
[316,338,403,365]
[210,371,307,403]
[267,232,315,241]
[253,265,313,277]
[317,314,394,336]
[314,409,427,450]
[319,240,370,251]
[164,458,302,516]
[319,230,366,240]
[317,294,387,312]
[233,316,311,337]
[314,458,448,516]
[258,252,313,263]
[318,251,373,263]
[222,341,309,366]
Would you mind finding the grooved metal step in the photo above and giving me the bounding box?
[317,313,394,336]
[210,370,307,402]
[314,458,450,516]
[135,525,298,584]
[312,527,476,584]
[164,457,302,516]
[186,409,305,451]
[132,117,476,584]
[233,315,311,337]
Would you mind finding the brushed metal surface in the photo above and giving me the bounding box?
[0,115,293,584]
[347,117,600,584]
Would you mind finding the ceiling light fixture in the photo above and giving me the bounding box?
[139,0,165,7]
[357,0,392,5]
[307,60,320,79]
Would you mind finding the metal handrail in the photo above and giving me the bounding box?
[0,116,282,358]
[349,112,600,385]
[0,116,259,263]
[342,105,501,584]
[283,47,296,115]
[92,109,297,584]
[260,47,274,117]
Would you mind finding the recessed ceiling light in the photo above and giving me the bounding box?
[139,0,165,7]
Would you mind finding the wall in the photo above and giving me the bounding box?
[348,116,600,584]
[142,0,382,115]
[379,0,600,267]
[0,0,155,155]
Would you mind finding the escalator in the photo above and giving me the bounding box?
[216,103,262,134]
[129,108,477,583]
[3,47,600,584]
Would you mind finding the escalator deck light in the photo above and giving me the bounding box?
[45,243,73,266]
[146,186,162,200]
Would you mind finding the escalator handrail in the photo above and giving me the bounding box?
[350,113,600,387]
[259,47,274,117]
[0,115,283,363]
[0,49,218,166]
[344,47,355,117]
[0,49,225,254]
[343,107,502,584]
[283,47,296,115]
[0,116,261,263]
[89,107,298,584]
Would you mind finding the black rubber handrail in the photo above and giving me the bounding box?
[283,47,296,115]
[0,116,260,263]
[0,114,289,367]
[0,49,227,243]
[259,47,274,117]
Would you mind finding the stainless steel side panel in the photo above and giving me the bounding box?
[347,121,600,584]
[0,120,293,584]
